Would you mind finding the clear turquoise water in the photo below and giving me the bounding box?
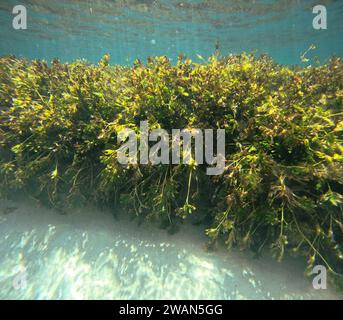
[0,1,343,300]
[0,0,342,65]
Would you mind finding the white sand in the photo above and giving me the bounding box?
[0,198,341,300]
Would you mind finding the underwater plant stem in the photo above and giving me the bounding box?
[186,167,193,204]
[280,205,284,237]
[292,211,343,278]
[330,112,343,117]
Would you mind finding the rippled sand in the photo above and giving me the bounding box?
[0,198,341,300]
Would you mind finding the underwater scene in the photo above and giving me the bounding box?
[0,0,342,301]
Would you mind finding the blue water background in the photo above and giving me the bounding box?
[0,0,342,65]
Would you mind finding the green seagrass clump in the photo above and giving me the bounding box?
[0,53,342,281]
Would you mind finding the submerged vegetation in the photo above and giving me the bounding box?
[0,53,342,282]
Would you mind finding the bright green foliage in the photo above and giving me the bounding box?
[0,53,342,279]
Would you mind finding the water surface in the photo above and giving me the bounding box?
[0,0,342,64]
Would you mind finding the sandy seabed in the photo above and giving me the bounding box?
[0,197,341,300]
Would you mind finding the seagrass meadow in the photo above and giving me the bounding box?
[0,53,342,285]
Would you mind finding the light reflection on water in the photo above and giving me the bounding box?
[0,199,341,300]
